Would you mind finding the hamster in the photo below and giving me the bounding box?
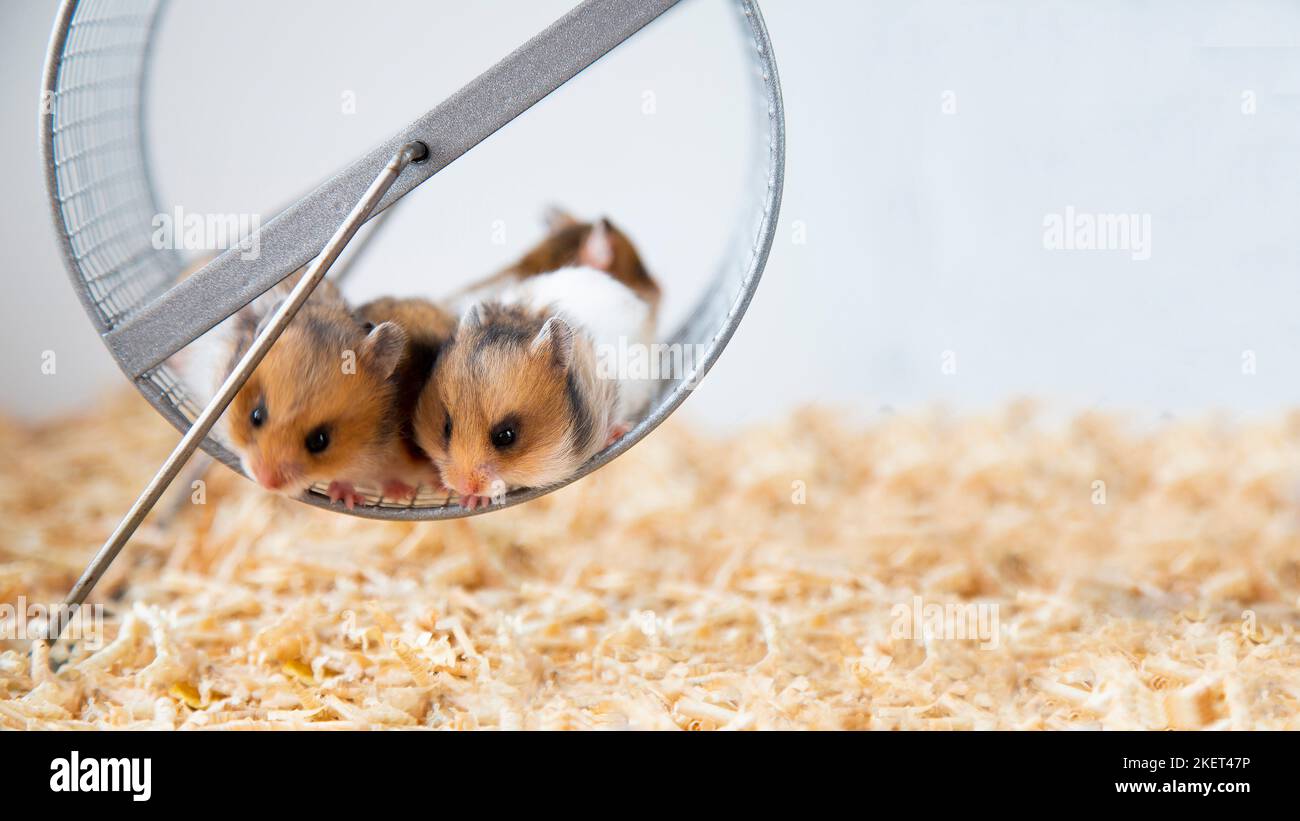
[224,278,419,509]
[414,214,660,510]
[446,208,660,315]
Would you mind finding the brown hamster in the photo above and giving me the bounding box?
[415,212,661,510]
[447,208,660,316]
[413,302,619,510]
[224,280,412,509]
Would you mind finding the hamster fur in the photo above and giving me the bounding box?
[418,272,660,509]
[414,300,621,510]
[415,215,660,509]
[446,208,660,317]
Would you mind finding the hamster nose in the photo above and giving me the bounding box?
[252,462,289,490]
[463,465,498,496]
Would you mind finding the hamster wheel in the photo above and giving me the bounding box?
[41,0,784,526]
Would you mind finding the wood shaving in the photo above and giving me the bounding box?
[1,393,1299,729]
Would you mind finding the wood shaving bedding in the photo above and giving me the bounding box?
[1,393,1299,729]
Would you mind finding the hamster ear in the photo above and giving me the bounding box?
[458,302,487,333]
[358,321,406,379]
[543,204,578,232]
[577,218,615,271]
[252,297,288,337]
[530,315,573,369]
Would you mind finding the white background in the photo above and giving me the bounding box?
[3,0,1300,428]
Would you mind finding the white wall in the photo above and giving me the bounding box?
[0,0,124,413]
[4,0,1300,427]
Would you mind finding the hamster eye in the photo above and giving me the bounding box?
[443,415,452,443]
[250,403,266,428]
[305,427,330,454]
[490,422,517,450]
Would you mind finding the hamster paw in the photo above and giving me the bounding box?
[459,494,495,511]
[381,479,418,501]
[327,480,363,510]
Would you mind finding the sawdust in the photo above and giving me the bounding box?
[1,392,1298,729]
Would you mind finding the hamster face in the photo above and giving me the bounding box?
[415,304,589,501]
[227,314,406,497]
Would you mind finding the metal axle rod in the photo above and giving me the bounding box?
[41,141,429,644]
